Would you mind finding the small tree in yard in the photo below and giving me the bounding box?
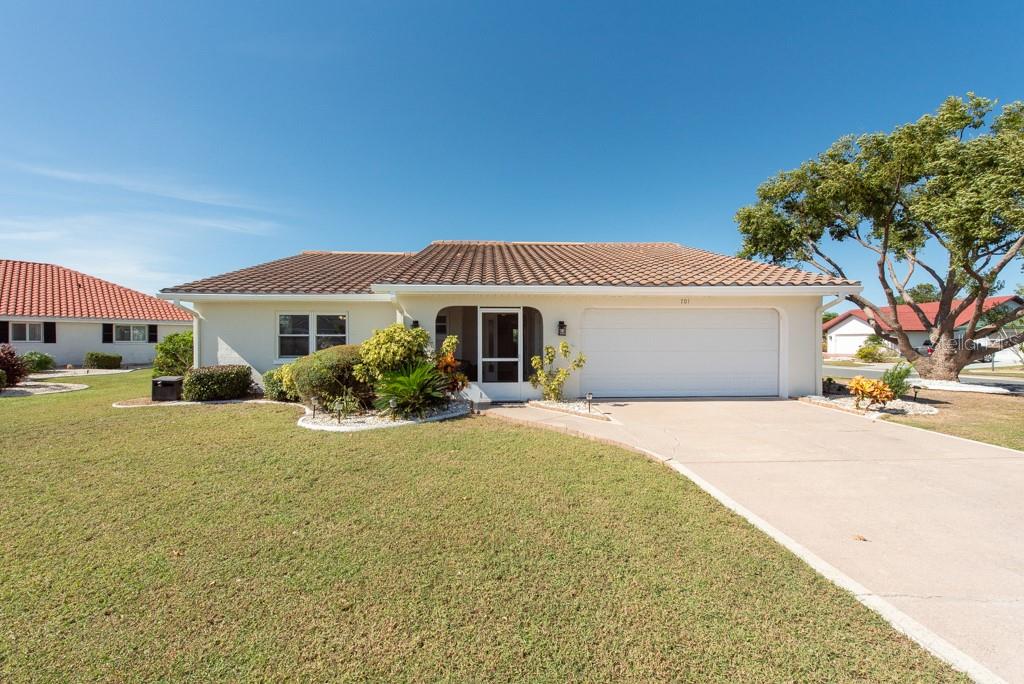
[529,342,586,401]
[736,94,1024,380]
[152,331,193,377]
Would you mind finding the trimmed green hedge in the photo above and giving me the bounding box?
[84,352,122,369]
[21,351,55,372]
[0,368,7,391]
[262,367,299,402]
[290,345,370,407]
[182,365,252,401]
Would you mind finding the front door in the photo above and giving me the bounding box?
[478,307,522,401]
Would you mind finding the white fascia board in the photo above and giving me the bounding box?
[369,283,863,297]
[156,292,395,303]
[0,315,192,324]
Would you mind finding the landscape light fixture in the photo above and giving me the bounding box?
[586,392,593,413]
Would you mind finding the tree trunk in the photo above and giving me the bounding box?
[909,332,971,381]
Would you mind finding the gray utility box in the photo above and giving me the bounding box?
[152,376,184,402]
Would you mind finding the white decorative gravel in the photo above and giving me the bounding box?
[298,400,471,432]
[1,381,89,397]
[30,368,135,379]
[805,394,939,417]
[528,399,611,421]
[910,379,1010,395]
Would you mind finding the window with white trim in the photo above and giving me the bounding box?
[278,314,310,357]
[11,322,42,342]
[314,314,347,350]
[115,324,148,342]
[277,313,347,358]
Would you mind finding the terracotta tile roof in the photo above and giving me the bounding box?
[380,241,857,287]
[1,260,192,321]
[822,296,1023,333]
[161,251,414,295]
[162,241,856,295]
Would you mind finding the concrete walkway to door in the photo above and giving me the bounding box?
[485,399,1024,683]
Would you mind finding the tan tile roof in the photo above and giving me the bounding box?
[161,251,414,295]
[1,260,192,321]
[382,241,857,287]
[162,242,856,295]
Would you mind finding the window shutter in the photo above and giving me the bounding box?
[43,321,57,344]
[148,324,158,343]
[0,321,7,344]
[102,323,113,344]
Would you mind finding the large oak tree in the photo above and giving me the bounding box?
[736,94,1024,380]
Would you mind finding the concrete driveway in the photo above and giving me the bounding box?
[486,399,1024,683]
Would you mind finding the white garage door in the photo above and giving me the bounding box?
[580,308,779,397]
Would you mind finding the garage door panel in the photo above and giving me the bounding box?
[583,307,777,329]
[580,308,779,397]
[583,329,778,353]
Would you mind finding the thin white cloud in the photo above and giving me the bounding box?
[10,163,267,211]
[0,212,277,238]
[0,212,279,292]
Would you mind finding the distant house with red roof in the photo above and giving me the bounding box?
[1,260,192,366]
[822,296,1023,363]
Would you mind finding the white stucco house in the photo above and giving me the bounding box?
[1,260,193,366]
[159,241,861,401]
[823,296,1024,365]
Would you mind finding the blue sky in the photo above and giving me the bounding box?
[1,1,1021,306]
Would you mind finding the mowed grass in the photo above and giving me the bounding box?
[885,388,1024,451]
[0,373,963,682]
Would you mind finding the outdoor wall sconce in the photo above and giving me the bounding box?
[411,320,420,328]
[557,321,567,336]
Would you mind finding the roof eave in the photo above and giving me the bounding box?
[369,283,863,296]
[156,291,395,303]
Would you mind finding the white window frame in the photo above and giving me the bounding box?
[114,323,149,344]
[10,321,43,342]
[275,311,348,362]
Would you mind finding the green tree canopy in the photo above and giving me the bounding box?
[737,94,1024,379]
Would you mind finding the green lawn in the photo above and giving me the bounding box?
[0,373,963,682]
[885,388,1024,451]
[960,364,1024,378]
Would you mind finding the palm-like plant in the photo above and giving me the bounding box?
[374,362,448,419]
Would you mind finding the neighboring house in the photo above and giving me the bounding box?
[159,241,860,400]
[822,296,1024,364]
[0,260,193,366]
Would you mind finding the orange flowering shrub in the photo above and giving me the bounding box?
[848,376,895,409]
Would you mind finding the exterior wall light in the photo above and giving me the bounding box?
[557,321,567,336]
[411,320,420,328]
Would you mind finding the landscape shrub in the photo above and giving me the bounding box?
[881,361,913,398]
[182,365,252,401]
[152,331,193,377]
[374,362,448,419]
[0,344,29,385]
[20,351,55,372]
[84,351,122,369]
[529,341,587,401]
[848,376,895,409]
[354,324,430,384]
[262,366,299,402]
[434,334,468,396]
[0,368,7,391]
[290,344,371,408]
[854,342,889,363]
[328,387,361,420]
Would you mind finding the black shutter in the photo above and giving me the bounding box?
[102,323,113,344]
[43,321,56,344]
[147,324,158,343]
[0,321,7,344]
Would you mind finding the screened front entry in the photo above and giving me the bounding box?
[435,306,542,401]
